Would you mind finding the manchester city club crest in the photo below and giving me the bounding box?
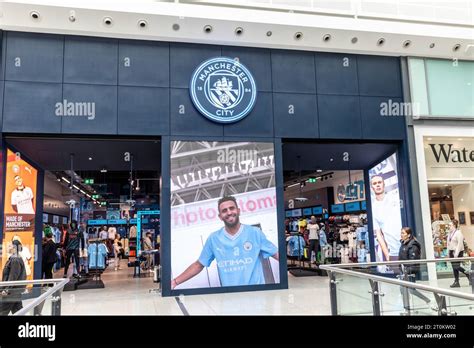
[243,241,253,251]
[190,57,257,123]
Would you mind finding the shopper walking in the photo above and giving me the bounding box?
[42,227,58,280]
[0,240,26,315]
[398,227,431,309]
[447,220,470,288]
[114,234,123,271]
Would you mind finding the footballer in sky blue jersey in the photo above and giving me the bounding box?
[171,196,279,289]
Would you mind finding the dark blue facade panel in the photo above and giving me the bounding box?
[64,36,118,85]
[170,88,223,137]
[0,31,5,80]
[118,40,169,87]
[315,53,359,95]
[357,56,402,97]
[360,96,405,140]
[271,50,316,94]
[318,95,362,139]
[223,92,273,137]
[61,84,117,134]
[3,81,62,133]
[221,46,272,92]
[6,32,63,83]
[170,43,221,89]
[0,82,3,130]
[118,86,169,135]
[273,93,318,138]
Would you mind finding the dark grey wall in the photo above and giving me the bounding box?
[0,31,405,140]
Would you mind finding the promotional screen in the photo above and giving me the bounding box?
[369,152,403,272]
[170,141,280,290]
[2,149,38,280]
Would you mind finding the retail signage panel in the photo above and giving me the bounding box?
[291,209,302,217]
[331,204,345,213]
[170,141,280,291]
[189,57,257,124]
[369,152,403,272]
[345,202,361,212]
[2,149,38,281]
[312,206,323,215]
[303,208,312,216]
[361,201,367,210]
[107,219,127,225]
[129,218,137,224]
[285,211,292,218]
[424,137,474,180]
[87,219,108,225]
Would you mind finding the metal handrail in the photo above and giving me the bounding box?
[331,257,474,268]
[320,259,474,302]
[9,278,69,316]
[0,279,67,286]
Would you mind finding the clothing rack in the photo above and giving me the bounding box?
[77,239,105,289]
[287,232,322,277]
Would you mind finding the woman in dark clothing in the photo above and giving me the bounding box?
[42,227,58,280]
[398,227,431,309]
[0,240,26,315]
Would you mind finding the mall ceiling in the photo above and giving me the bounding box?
[5,137,161,171]
[282,141,399,182]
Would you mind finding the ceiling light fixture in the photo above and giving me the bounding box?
[103,17,113,26]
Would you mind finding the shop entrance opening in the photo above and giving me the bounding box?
[282,141,406,278]
[2,136,161,293]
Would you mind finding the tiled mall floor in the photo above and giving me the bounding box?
[55,260,474,316]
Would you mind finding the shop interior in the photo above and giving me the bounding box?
[428,182,474,275]
[282,141,399,276]
[4,136,161,291]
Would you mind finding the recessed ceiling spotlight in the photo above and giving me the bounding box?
[377,38,385,46]
[351,37,358,44]
[138,20,147,29]
[316,169,322,173]
[322,34,331,42]
[329,158,334,162]
[294,32,303,40]
[172,23,180,31]
[68,10,76,22]
[403,40,411,48]
[88,157,92,161]
[30,11,40,20]
[429,43,435,48]
[103,17,113,26]
[203,25,212,33]
[235,27,243,35]
[453,44,461,51]
[266,31,272,37]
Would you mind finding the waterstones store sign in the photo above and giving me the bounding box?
[425,137,474,180]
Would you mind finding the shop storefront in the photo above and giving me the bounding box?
[408,57,474,278]
[0,31,413,297]
[414,128,474,276]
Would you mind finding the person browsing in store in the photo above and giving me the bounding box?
[171,196,279,289]
[307,216,320,264]
[370,174,402,262]
[447,219,471,287]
